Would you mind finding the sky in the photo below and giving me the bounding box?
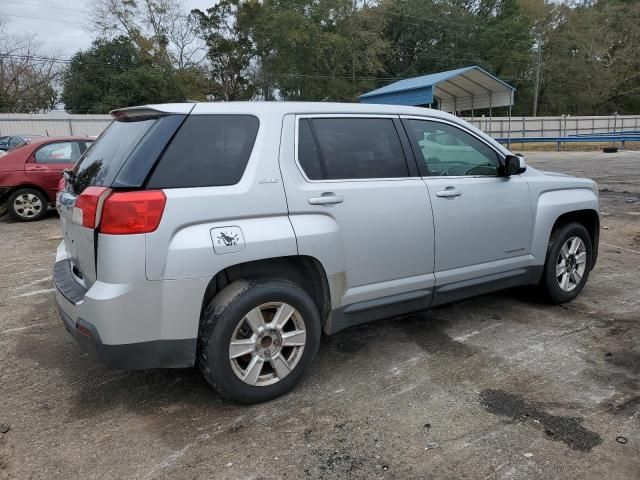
[3,0,214,57]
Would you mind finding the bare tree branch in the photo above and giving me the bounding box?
[88,0,206,70]
[0,25,60,112]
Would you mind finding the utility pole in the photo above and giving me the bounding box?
[532,39,542,117]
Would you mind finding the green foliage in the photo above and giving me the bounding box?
[61,37,185,113]
[242,0,388,101]
[378,0,535,114]
[192,0,256,101]
[539,0,640,114]
[0,80,57,114]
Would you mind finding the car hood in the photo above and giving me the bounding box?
[540,170,571,178]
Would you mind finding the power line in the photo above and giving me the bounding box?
[1,4,529,46]
[0,54,533,86]
[0,3,534,67]
[366,6,530,31]
[4,13,85,25]
[0,52,535,80]
[0,0,515,31]
[0,1,84,12]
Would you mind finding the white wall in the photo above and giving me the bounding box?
[465,114,640,139]
[0,113,111,138]
[0,112,638,140]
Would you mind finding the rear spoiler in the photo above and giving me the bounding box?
[110,104,195,122]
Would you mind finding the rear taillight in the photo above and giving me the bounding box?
[99,190,166,235]
[73,186,110,228]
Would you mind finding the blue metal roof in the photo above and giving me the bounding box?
[360,66,514,99]
[358,66,515,111]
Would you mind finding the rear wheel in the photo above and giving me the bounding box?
[8,188,48,222]
[198,278,321,404]
[540,222,592,303]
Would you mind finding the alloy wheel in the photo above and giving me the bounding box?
[229,302,307,386]
[556,236,587,292]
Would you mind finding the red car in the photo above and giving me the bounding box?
[0,136,93,221]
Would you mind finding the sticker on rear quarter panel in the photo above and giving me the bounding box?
[211,226,245,254]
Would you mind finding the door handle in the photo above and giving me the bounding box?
[308,193,343,205]
[436,187,462,198]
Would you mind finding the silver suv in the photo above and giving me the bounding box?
[55,102,599,403]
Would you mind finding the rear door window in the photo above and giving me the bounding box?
[298,117,409,180]
[147,115,259,189]
[35,141,82,164]
[297,119,324,180]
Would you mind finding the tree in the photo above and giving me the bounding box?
[192,0,256,101]
[89,0,206,69]
[61,36,184,113]
[242,0,388,101]
[0,24,59,112]
[539,0,640,114]
[377,0,535,113]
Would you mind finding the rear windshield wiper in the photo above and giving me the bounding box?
[63,169,76,190]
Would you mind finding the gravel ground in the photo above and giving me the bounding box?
[0,151,638,480]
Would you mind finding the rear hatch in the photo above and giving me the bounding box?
[57,105,192,288]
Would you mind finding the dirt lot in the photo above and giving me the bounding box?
[1,151,638,480]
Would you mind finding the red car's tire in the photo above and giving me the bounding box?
[8,188,48,222]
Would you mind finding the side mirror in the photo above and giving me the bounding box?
[503,154,527,176]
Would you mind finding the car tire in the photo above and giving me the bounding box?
[198,277,321,404]
[8,188,48,222]
[540,222,592,303]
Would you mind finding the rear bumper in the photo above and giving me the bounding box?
[57,304,196,369]
[54,254,197,370]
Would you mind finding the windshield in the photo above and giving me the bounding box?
[21,135,43,141]
[6,143,30,153]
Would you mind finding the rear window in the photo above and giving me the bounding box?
[146,115,259,189]
[298,118,409,180]
[72,119,157,194]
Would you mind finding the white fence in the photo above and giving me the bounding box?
[465,114,640,139]
[0,112,638,140]
[0,113,111,137]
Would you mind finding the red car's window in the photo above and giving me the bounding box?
[35,142,82,164]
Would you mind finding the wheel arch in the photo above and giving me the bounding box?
[549,209,599,269]
[5,184,52,203]
[198,255,332,337]
[531,188,599,270]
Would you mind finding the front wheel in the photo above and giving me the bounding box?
[198,278,321,404]
[540,222,592,303]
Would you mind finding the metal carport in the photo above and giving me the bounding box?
[358,65,515,117]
